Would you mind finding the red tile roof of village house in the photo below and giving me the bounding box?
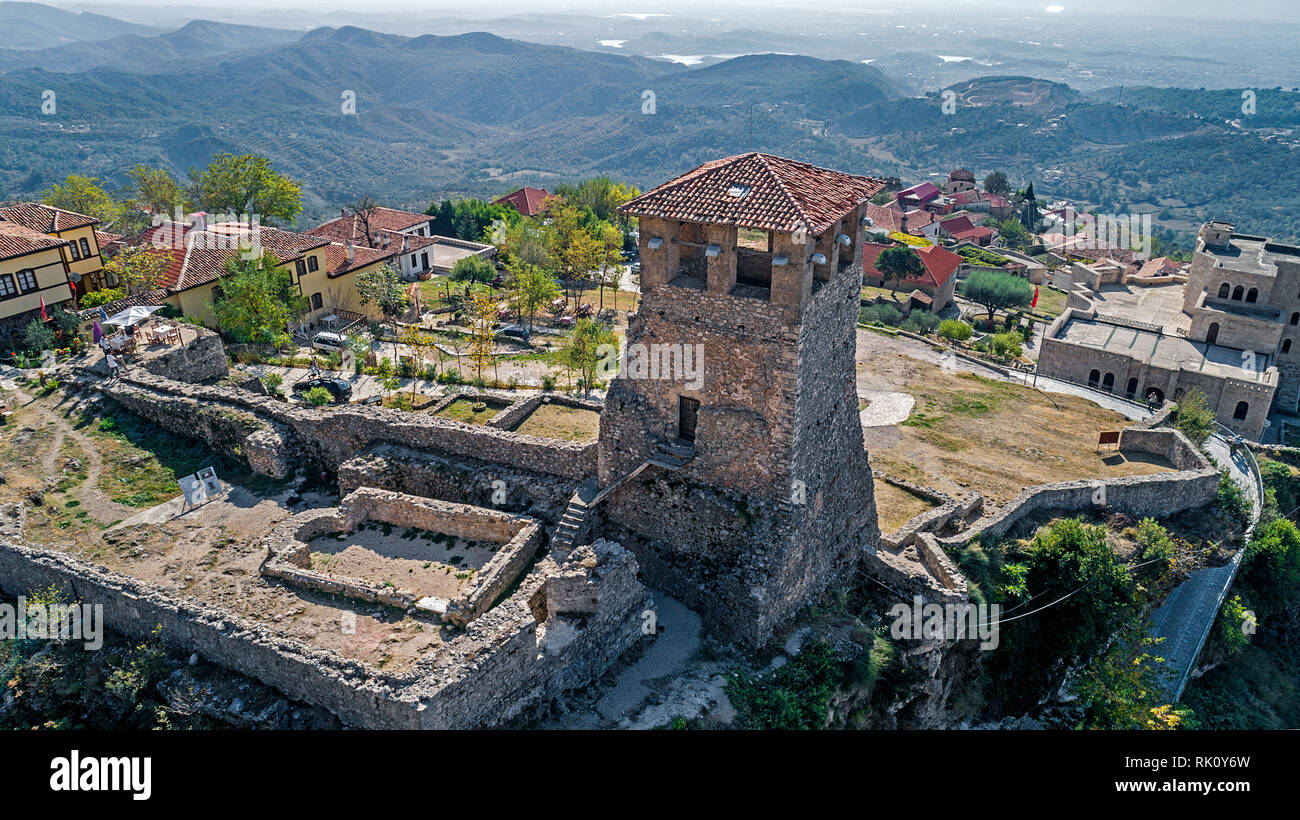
[1136,256,1183,277]
[305,207,431,243]
[861,241,962,290]
[0,219,69,262]
[94,231,121,248]
[324,242,395,278]
[865,203,937,237]
[939,214,977,235]
[951,225,997,242]
[0,202,99,233]
[114,221,329,292]
[897,181,940,202]
[618,153,886,235]
[494,187,552,217]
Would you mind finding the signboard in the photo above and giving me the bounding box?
[178,473,207,508]
[1097,431,1121,449]
[198,466,222,497]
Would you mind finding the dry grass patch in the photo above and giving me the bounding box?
[873,478,939,534]
[513,403,601,441]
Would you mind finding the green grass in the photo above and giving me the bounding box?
[434,398,507,425]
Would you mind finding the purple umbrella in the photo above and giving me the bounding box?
[92,320,104,343]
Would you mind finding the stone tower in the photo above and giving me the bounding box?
[596,153,884,645]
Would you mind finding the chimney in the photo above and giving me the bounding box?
[402,235,410,253]
[345,240,354,262]
[190,211,208,231]
[341,208,347,219]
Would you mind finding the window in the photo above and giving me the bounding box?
[410,254,417,267]
[1234,401,1249,421]
[1232,285,1244,300]
[1291,312,1299,326]
[1088,369,1100,387]
[1102,372,1115,392]
[1126,377,1138,398]
[295,259,307,277]
[16,269,37,293]
[311,292,323,310]
[1218,283,1230,298]
[79,238,90,257]
[1246,287,1258,303]
[307,255,318,273]
[68,241,80,261]
[0,274,15,299]
[1284,339,1293,354]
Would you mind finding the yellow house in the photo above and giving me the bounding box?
[0,219,75,343]
[109,218,396,332]
[0,203,107,295]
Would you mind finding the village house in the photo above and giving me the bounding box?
[108,215,396,330]
[862,241,961,312]
[494,186,551,217]
[938,213,997,246]
[307,206,494,281]
[942,168,978,195]
[0,203,107,296]
[0,218,76,343]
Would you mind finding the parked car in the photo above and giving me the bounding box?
[311,331,346,354]
[496,324,531,341]
[291,377,353,403]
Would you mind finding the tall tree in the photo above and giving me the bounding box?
[563,318,617,397]
[465,289,500,385]
[42,175,122,225]
[187,153,303,225]
[506,263,560,334]
[594,221,626,313]
[983,171,1010,196]
[126,165,187,215]
[103,245,174,294]
[347,195,381,247]
[875,245,925,297]
[212,251,304,347]
[355,264,411,334]
[960,269,1033,325]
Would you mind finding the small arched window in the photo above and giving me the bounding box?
[1246,288,1259,303]
[1232,285,1245,301]
[1088,369,1101,387]
[1291,312,1299,326]
[1285,339,1293,354]
[1126,377,1138,398]
[1234,401,1249,421]
[1218,283,1231,299]
[1102,373,1115,391]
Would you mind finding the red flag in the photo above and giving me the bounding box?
[40,296,48,321]
[1031,285,1039,309]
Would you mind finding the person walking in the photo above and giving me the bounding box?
[105,352,121,378]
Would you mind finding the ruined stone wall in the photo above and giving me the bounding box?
[139,331,229,383]
[0,531,647,729]
[89,371,595,483]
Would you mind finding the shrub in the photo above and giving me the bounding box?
[260,373,283,395]
[938,319,973,342]
[1134,517,1175,562]
[541,374,557,391]
[726,640,845,730]
[1216,471,1252,525]
[1172,386,1214,446]
[436,369,463,385]
[301,386,334,406]
[861,303,902,326]
[80,288,125,308]
[989,331,1023,359]
[911,311,940,333]
[1214,595,1252,656]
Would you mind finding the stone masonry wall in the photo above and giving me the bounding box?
[139,330,229,383]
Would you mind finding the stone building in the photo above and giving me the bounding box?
[1038,221,1294,439]
[602,152,885,645]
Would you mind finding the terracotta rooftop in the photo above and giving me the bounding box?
[0,219,69,262]
[862,242,962,290]
[114,221,329,292]
[324,242,394,278]
[306,207,432,244]
[494,187,552,217]
[619,152,886,236]
[0,202,99,233]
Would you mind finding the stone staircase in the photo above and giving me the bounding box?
[551,440,695,551]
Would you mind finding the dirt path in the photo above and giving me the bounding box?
[15,386,135,526]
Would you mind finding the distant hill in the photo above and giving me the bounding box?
[0,19,303,73]
[0,1,161,50]
[1090,85,1300,128]
[0,24,1297,242]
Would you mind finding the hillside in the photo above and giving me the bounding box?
[0,26,1298,240]
[0,0,161,49]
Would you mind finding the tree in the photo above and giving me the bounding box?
[399,325,437,401]
[593,221,625,313]
[553,177,640,225]
[42,175,122,225]
[876,245,925,296]
[102,245,174,295]
[563,318,617,397]
[465,289,500,385]
[506,263,560,334]
[80,288,126,309]
[1171,386,1214,446]
[983,171,1010,196]
[126,165,187,215]
[449,255,496,296]
[23,319,56,353]
[960,270,1033,325]
[938,318,973,342]
[543,198,602,305]
[355,264,411,333]
[1074,625,1184,730]
[347,195,381,247]
[187,153,303,225]
[495,215,552,270]
[1018,182,1040,231]
[211,251,303,346]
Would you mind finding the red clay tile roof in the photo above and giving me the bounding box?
[494,187,552,217]
[0,202,99,233]
[324,242,394,278]
[94,231,121,248]
[1137,256,1183,277]
[0,219,69,262]
[949,168,976,181]
[939,214,976,235]
[898,182,941,203]
[951,225,997,242]
[862,241,962,290]
[619,152,886,236]
[114,221,328,292]
[73,288,171,321]
[306,207,432,243]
